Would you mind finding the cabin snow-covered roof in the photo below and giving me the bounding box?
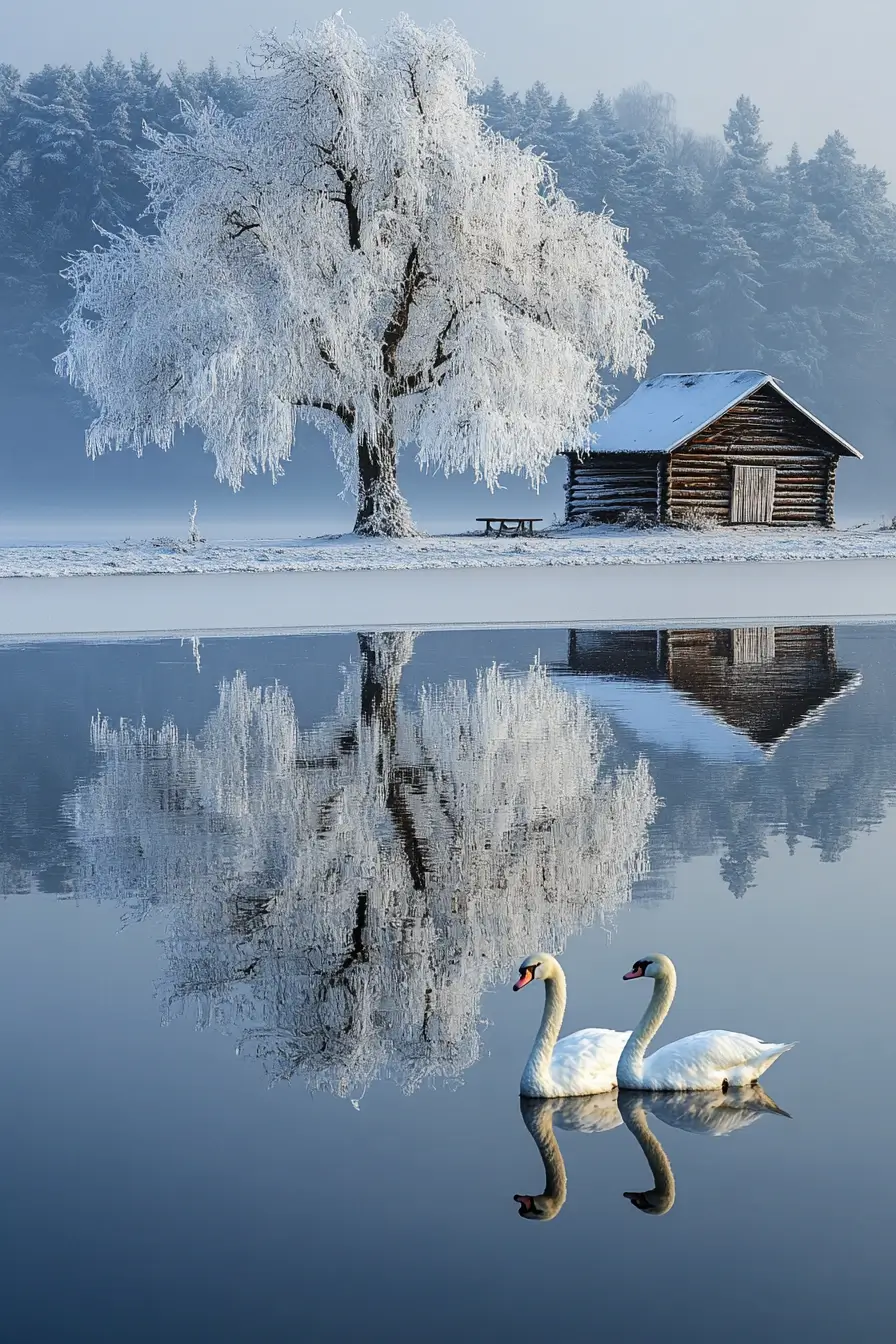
[584,370,862,458]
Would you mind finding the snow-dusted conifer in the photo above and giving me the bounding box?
[57,15,654,536]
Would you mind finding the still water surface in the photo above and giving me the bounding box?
[1,624,894,1341]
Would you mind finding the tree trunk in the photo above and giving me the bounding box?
[353,419,417,537]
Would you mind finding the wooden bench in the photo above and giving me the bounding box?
[476,517,542,537]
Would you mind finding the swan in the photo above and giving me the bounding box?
[514,953,630,1097]
[515,1093,622,1221]
[616,954,795,1091]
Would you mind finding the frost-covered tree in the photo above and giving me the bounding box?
[57,15,654,536]
[65,638,657,1095]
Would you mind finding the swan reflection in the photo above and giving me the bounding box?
[66,633,657,1096]
[620,1088,790,1216]
[515,1086,789,1220]
[515,1095,622,1220]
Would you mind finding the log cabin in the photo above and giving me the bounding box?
[565,370,862,526]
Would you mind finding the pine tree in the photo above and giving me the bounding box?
[806,131,896,414]
[688,97,777,368]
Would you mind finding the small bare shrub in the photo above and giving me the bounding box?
[152,501,206,552]
[619,507,656,531]
[187,501,205,545]
[671,506,720,532]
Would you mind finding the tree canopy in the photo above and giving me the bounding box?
[55,17,653,536]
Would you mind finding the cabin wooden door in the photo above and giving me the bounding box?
[730,465,776,523]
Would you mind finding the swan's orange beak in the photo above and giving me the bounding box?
[514,1194,535,1214]
[623,965,645,980]
[514,967,535,991]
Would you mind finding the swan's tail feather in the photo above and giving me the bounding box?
[753,1042,796,1078]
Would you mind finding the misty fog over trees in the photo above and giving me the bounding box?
[1,51,894,491]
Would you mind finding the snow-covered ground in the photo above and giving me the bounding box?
[3,524,896,578]
[4,555,896,639]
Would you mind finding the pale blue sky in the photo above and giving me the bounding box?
[2,2,892,176]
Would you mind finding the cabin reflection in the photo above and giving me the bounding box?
[558,626,860,753]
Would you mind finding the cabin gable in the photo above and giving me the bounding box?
[666,384,839,527]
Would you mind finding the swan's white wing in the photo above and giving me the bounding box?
[549,1028,631,1096]
[642,1031,795,1091]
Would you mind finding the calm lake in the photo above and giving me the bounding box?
[1,623,894,1342]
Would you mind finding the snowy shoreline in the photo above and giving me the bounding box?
[3,524,896,578]
[3,556,896,641]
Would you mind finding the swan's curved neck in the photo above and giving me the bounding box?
[520,1101,567,1217]
[617,968,676,1088]
[521,969,567,1094]
[622,1099,675,1214]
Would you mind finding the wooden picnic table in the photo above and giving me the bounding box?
[476,517,542,537]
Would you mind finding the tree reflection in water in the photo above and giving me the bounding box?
[66,633,657,1096]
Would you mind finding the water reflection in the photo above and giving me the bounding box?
[515,1095,622,1220]
[619,1089,790,1217]
[4,623,894,908]
[66,633,657,1095]
[552,625,872,895]
[559,627,859,753]
[516,1087,789,1222]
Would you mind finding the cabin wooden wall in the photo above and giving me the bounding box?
[665,385,839,527]
[565,453,662,523]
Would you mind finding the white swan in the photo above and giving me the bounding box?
[616,954,795,1091]
[514,953,630,1097]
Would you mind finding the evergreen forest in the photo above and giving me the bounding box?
[1,54,894,466]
